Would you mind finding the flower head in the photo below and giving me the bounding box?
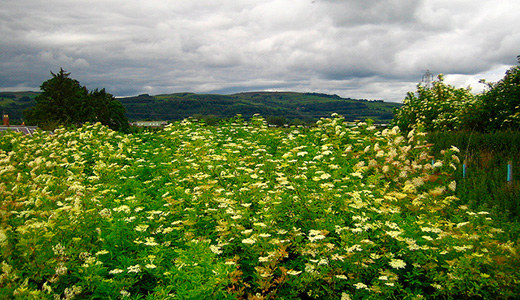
[389,258,406,269]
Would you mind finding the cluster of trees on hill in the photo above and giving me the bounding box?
[4,78,399,128]
[3,66,403,128]
[393,56,520,133]
[23,69,130,132]
[119,91,399,124]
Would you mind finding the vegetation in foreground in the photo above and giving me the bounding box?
[393,56,520,226]
[1,115,519,299]
[427,131,520,223]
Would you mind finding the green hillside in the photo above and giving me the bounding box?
[0,92,39,123]
[121,92,401,124]
[1,91,401,125]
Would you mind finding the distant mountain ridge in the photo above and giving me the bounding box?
[1,91,402,124]
[120,91,401,123]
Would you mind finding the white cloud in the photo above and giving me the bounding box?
[0,0,519,101]
[444,64,513,94]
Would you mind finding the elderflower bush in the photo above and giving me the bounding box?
[0,116,519,299]
[393,74,477,133]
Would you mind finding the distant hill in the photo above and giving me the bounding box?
[0,92,39,123]
[120,92,402,124]
[1,91,402,125]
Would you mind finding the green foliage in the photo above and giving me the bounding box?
[394,57,520,133]
[1,92,38,124]
[475,63,520,131]
[393,75,477,133]
[23,69,129,132]
[428,131,520,159]
[1,116,519,299]
[427,131,520,222]
[23,69,89,128]
[121,92,401,124]
[6,90,400,126]
[88,89,130,132]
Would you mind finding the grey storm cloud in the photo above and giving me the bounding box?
[1,0,519,101]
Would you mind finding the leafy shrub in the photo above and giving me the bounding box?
[393,75,476,133]
[0,116,519,299]
[476,61,520,132]
[394,57,520,134]
[427,131,520,222]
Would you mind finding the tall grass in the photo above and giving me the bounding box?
[428,131,520,224]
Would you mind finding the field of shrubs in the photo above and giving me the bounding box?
[1,115,519,299]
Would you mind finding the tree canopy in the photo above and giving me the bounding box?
[394,56,520,133]
[393,74,476,133]
[475,61,520,131]
[24,69,129,132]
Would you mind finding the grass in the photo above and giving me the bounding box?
[427,131,520,224]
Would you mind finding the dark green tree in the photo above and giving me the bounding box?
[88,88,130,132]
[24,69,88,128]
[475,58,520,131]
[24,69,129,132]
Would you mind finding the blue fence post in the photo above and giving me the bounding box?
[507,161,513,184]
[463,160,467,178]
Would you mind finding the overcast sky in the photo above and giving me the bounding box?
[1,0,519,102]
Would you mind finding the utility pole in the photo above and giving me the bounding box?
[422,70,433,89]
